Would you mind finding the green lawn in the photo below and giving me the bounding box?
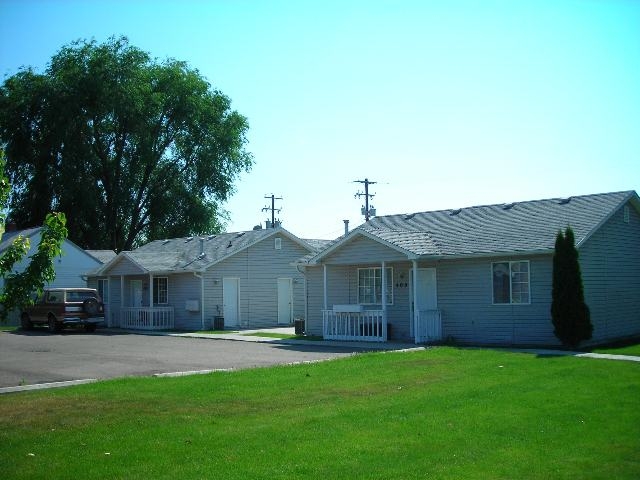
[1,347,638,479]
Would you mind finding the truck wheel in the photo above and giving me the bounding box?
[48,315,61,333]
[21,313,33,331]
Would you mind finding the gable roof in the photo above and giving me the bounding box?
[85,250,117,264]
[94,227,322,275]
[309,190,639,263]
[0,227,42,252]
[0,227,103,266]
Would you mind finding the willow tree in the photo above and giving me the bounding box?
[0,36,252,251]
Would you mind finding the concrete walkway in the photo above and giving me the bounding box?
[159,327,423,352]
[145,328,640,362]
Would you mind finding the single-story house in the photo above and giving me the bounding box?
[0,227,107,323]
[300,190,640,346]
[89,227,329,330]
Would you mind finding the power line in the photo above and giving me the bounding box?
[354,178,377,221]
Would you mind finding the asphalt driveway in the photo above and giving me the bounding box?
[0,329,359,390]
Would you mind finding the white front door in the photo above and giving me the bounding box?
[223,278,240,327]
[411,268,441,341]
[131,280,143,307]
[415,268,437,311]
[277,278,293,325]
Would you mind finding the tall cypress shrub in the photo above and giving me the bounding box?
[551,227,593,348]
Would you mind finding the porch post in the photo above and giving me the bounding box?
[381,261,387,341]
[412,260,418,342]
[149,274,154,308]
[120,275,124,328]
[323,264,328,310]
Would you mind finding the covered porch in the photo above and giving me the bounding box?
[319,260,442,343]
[105,274,177,330]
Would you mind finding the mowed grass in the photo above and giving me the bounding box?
[1,347,638,479]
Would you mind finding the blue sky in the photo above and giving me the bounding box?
[1,0,638,239]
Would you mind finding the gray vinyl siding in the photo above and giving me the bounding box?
[435,255,557,346]
[107,257,145,276]
[169,273,202,330]
[579,201,640,343]
[324,235,408,264]
[201,234,310,329]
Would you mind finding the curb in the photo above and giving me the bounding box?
[0,378,98,394]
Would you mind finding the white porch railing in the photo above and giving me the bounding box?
[415,309,442,343]
[120,307,175,330]
[322,309,386,342]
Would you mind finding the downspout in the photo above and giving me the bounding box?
[194,272,204,330]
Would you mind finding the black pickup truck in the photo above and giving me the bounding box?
[20,288,105,333]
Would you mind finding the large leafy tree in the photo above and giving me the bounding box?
[0,36,252,251]
[551,227,593,348]
[0,149,68,321]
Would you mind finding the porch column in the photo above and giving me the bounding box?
[381,261,387,340]
[412,260,418,341]
[323,264,328,310]
[149,274,154,308]
[120,275,124,328]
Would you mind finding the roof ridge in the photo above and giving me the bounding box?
[374,190,636,220]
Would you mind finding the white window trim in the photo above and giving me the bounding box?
[153,276,169,305]
[491,260,531,305]
[357,267,394,305]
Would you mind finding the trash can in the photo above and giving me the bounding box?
[294,318,305,335]
[213,316,224,330]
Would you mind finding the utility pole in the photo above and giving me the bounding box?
[354,178,377,221]
[262,194,283,228]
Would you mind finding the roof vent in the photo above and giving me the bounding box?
[557,197,572,205]
[403,213,416,220]
[185,236,194,242]
[162,239,170,245]
[503,203,515,210]
[227,241,233,248]
[207,235,216,240]
[450,208,462,216]
[236,232,245,238]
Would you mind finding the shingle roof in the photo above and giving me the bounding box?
[313,190,638,261]
[85,250,117,264]
[97,227,325,274]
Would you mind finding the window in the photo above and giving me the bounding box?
[492,261,530,304]
[97,279,108,302]
[153,277,168,305]
[358,267,393,305]
[275,238,282,250]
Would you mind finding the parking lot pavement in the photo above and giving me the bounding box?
[0,329,360,391]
